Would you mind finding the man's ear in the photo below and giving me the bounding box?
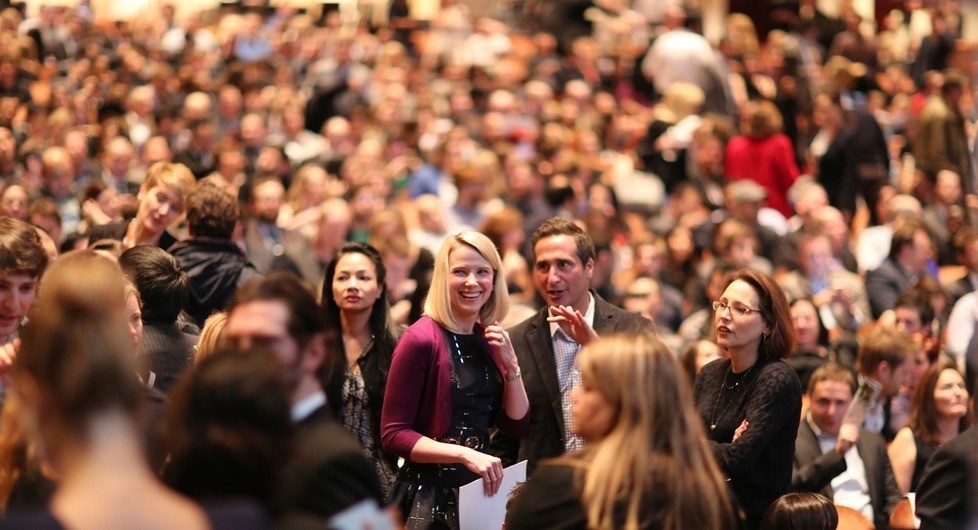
[301,332,328,376]
[876,360,891,382]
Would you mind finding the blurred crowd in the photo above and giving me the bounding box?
[0,0,976,528]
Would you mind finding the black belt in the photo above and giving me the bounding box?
[437,435,487,450]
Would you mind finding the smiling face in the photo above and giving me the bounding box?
[137,185,183,236]
[714,279,770,355]
[533,234,593,312]
[448,244,494,326]
[933,368,969,420]
[0,273,37,341]
[331,252,382,316]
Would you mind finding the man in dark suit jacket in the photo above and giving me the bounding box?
[915,425,978,530]
[791,364,903,529]
[226,274,382,521]
[492,218,650,473]
[865,219,932,319]
[243,177,321,286]
[119,245,198,394]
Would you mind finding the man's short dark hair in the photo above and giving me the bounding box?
[530,217,595,266]
[888,218,926,262]
[895,290,935,328]
[186,184,238,239]
[230,273,324,348]
[119,245,189,324]
[0,216,48,278]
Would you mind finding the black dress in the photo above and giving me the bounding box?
[693,358,802,530]
[910,431,941,492]
[390,330,501,529]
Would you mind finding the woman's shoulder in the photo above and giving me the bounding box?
[756,360,802,390]
[891,426,918,449]
[394,317,443,355]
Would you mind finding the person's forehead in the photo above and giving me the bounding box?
[228,300,290,335]
[534,235,581,261]
[813,380,852,399]
[0,272,38,286]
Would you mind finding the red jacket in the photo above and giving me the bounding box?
[724,133,800,218]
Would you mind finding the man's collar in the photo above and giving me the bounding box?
[806,412,836,443]
[291,390,327,423]
[549,292,596,338]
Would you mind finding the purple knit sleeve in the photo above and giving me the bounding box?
[380,325,431,458]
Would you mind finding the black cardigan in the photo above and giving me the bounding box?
[693,358,802,527]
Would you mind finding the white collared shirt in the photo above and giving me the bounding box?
[808,415,874,523]
[548,293,596,338]
[291,390,327,423]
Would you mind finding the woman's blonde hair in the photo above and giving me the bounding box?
[286,164,329,213]
[424,231,509,332]
[140,162,197,213]
[570,333,736,530]
[195,311,229,365]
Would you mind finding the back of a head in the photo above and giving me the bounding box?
[577,332,735,530]
[16,250,140,442]
[186,184,238,239]
[119,245,189,324]
[760,493,838,530]
[165,347,293,504]
[856,326,912,377]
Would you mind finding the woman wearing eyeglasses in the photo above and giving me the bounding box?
[692,269,802,530]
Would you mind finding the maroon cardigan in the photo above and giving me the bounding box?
[380,316,529,458]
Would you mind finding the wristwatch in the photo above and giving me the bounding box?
[506,368,522,382]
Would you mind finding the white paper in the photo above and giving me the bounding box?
[458,460,528,530]
[908,492,920,529]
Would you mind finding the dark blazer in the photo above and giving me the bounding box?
[275,405,384,521]
[791,420,903,529]
[491,293,651,473]
[915,426,978,530]
[243,219,321,287]
[865,258,916,319]
[138,323,198,394]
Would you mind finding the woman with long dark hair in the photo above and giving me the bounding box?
[888,361,973,494]
[321,242,400,495]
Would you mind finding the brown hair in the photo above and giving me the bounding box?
[0,217,48,278]
[724,269,796,360]
[531,217,595,267]
[15,251,141,444]
[806,363,856,395]
[567,333,736,530]
[856,326,914,376]
[747,101,784,139]
[908,361,973,446]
